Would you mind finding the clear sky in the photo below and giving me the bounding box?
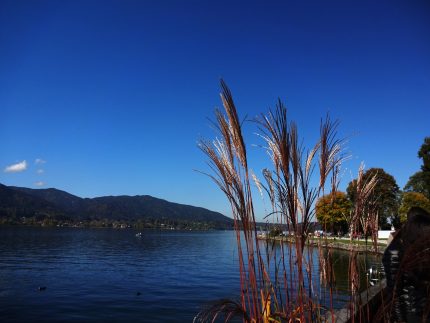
[1,0,429,220]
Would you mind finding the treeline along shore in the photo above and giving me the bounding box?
[0,183,233,230]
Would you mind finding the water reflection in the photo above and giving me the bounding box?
[258,238,381,310]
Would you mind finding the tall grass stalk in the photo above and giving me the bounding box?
[198,80,265,321]
[343,163,378,322]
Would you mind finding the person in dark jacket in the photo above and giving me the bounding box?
[382,207,430,322]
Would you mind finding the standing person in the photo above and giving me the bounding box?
[382,207,430,322]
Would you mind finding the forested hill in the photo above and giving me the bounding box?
[0,184,233,229]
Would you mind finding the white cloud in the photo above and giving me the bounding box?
[37,169,44,174]
[34,181,45,187]
[35,158,46,165]
[4,160,27,173]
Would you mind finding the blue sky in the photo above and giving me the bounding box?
[1,0,429,220]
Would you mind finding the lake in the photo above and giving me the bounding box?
[0,227,379,322]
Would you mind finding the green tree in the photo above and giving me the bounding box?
[399,192,430,223]
[404,171,430,198]
[404,137,430,199]
[347,168,400,229]
[419,137,430,171]
[316,191,351,234]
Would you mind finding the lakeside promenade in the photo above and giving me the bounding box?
[257,234,388,255]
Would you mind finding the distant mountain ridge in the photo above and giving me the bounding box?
[10,186,85,213]
[0,184,233,229]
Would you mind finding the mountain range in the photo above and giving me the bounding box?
[0,184,233,229]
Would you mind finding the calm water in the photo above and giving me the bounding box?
[0,227,379,322]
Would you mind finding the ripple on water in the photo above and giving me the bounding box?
[0,227,241,322]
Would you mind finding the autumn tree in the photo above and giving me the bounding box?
[347,168,400,229]
[399,192,430,223]
[316,191,351,234]
[404,137,430,199]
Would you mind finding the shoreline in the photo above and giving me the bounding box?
[258,235,386,255]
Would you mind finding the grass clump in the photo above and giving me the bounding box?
[196,80,379,323]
